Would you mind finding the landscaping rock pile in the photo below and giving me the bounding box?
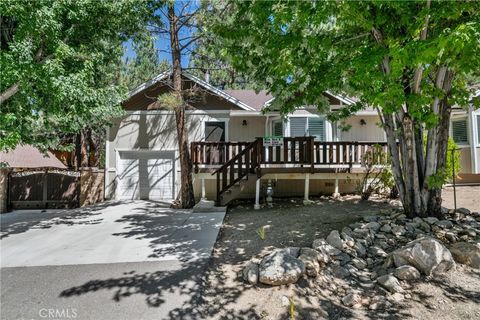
[242,207,480,310]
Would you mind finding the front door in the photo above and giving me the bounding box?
[205,121,226,164]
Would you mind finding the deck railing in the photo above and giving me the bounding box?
[191,138,388,172]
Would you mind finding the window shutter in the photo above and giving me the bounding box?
[452,119,468,144]
[308,117,325,141]
[290,117,307,137]
[273,121,283,137]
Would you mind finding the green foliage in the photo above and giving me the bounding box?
[0,0,152,150]
[289,297,296,320]
[426,137,461,188]
[157,92,184,110]
[256,226,266,240]
[358,145,395,200]
[121,35,169,90]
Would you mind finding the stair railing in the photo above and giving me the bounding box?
[211,139,260,204]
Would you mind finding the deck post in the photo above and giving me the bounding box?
[304,173,310,201]
[201,178,206,200]
[333,178,340,198]
[254,178,261,210]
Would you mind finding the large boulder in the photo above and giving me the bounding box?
[391,237,455,275]
[449,242,480,269]
[259,249,305,285]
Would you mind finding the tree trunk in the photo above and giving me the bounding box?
[80,129,89,168]
[168,3,195,208]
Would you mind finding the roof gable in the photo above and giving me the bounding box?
[123,71,256,111]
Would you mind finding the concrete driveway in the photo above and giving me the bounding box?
[0,201,225,320]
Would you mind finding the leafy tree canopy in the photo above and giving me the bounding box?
[0,0,153,150]
[209,0,479,116]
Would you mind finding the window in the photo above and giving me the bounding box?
[308,117,325,140]
[205,121,225,141]
[272,120,283,137]
[452,119,468,144]
[289,117,326,140]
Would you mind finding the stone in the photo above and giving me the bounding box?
[364,215,380,222]
[435,220,454,229]
[370,246,388,258]
[377,274,403,293]
[312,239,341,256]
[281,295,290,307]
[457,207,471,215]
[391,237,455,275]
[352,258,367,270]
[424,217,439,225]
[380,224,392,233]
[259,250,305,285]
[449,242,480,269]
[342,292,360,307]
[341,232,355,247]
[243,261,259,284]
[298,248,322,277]
[326,230,344,250]
[392,225,406,236]
[394,265,421,280]
[354,241,367,258]
[365,221,381,232]
[332,265,351,279]
[445,232,458,243]
[388,292,405,303]
[458,229,476,238]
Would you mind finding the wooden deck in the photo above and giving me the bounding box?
[191,138,388,204]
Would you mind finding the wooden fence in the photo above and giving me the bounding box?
[5,168,104,210]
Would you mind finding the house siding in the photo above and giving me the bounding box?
[106,111,230,199]
[230,116,267,141]
[339,115,386,142]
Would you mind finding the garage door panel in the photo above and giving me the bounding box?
[117,151,175,201]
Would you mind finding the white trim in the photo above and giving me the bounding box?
[325,91,356,105]
[127,70,256,111]
[469,107,478,173]
[128,71,171,98]
[126,109,232,115]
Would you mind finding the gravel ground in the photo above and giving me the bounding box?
[195,190,480,320]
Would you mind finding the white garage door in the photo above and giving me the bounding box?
[117,150,175,200]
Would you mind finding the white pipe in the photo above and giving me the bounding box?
[304,173,310,200]
[201,178,206,200]
[254,178,261,210]
[333,178,340,198]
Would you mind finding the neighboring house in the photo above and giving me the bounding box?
[105,71,479,206]
[0,145,67,169]
[449,91,480,183]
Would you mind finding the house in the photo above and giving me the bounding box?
[0,145,67,169]
[105,71,480,206]
[449,91,480,183]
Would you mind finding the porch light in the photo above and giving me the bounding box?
[360,119,367,126]
[242,120,248,126]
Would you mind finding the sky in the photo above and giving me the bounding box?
[123,1,198,68]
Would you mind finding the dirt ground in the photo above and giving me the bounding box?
[442,185,480,213]
[198,188,480,320]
